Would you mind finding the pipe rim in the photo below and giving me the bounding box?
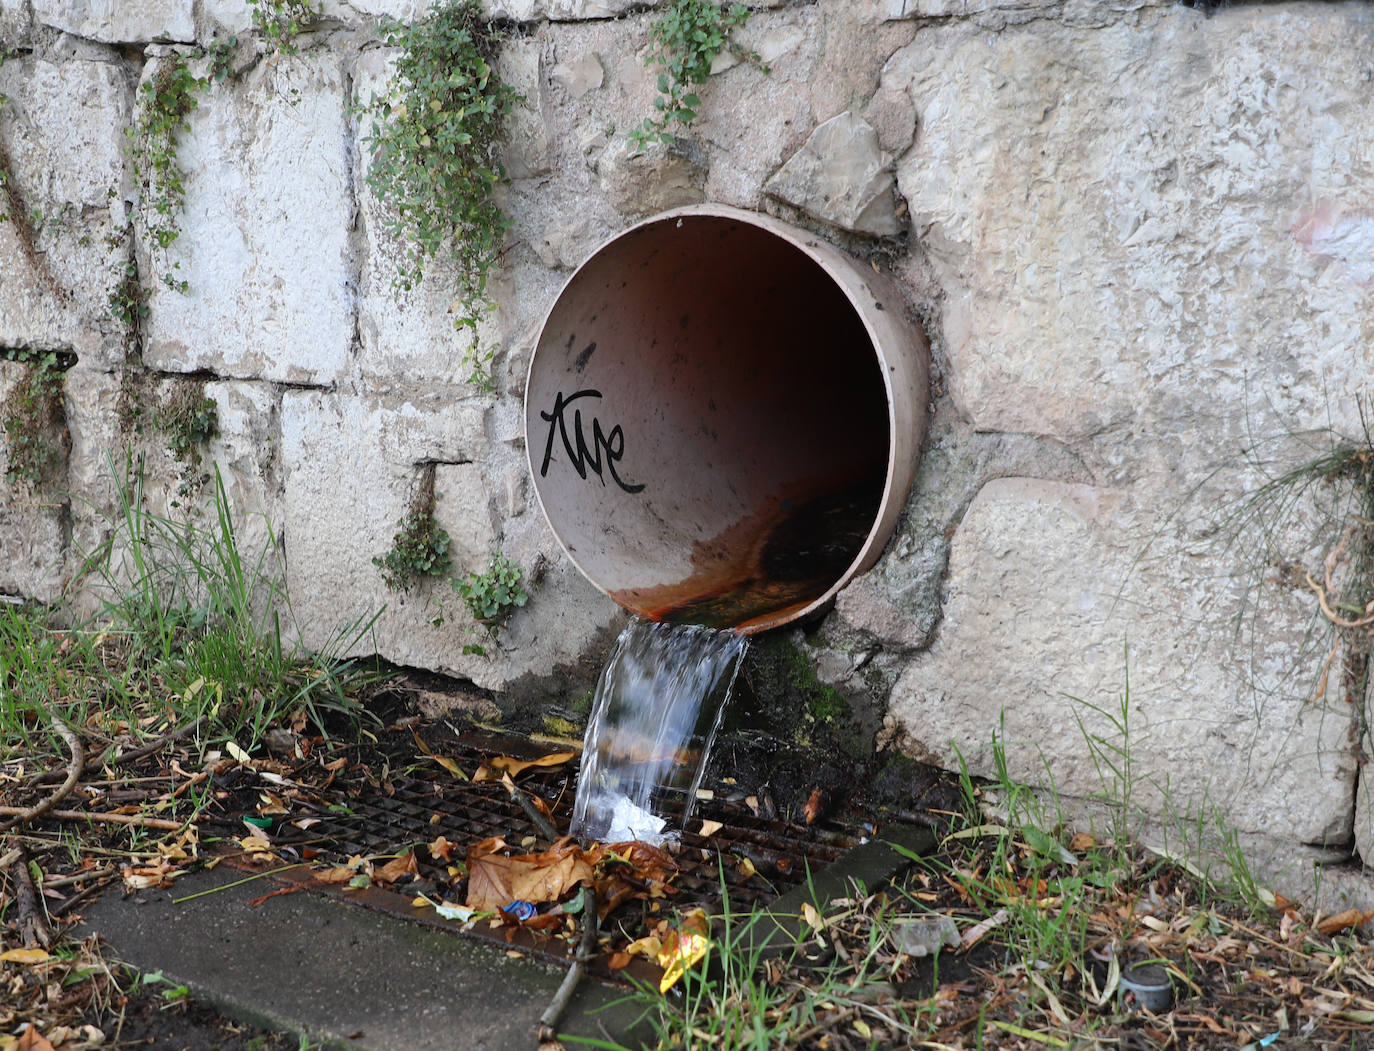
[524,204,927,634]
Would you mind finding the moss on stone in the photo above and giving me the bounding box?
[738,633,870,761]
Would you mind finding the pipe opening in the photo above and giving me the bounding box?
[526,207,928,634]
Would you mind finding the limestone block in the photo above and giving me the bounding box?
[202,0,414,35]
[871,0,1119,19]
[803,8,916,129]
[1357,677,1374,866]
[528,211,607,270]
[279,387,618,689]
[484,0,645,21]
[140,51,352,386]
[765,112,901,237]
[500,37,551,180]
[0,0,32,40]
[863,86,916,156]
[61,370,284,618]
[833,539,947,651]
[33,0,194,43]
[597,136,705,217]
[891,5,1374,446]
[889,478,1357,846]
[0,54,131,369]
[435,462,497,572]
[550,51,604,100]
[0,360,65,602]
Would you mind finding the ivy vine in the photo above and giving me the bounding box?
[126,53,207,294]
[248,0,320,56]
[631,0,764,147]
[359,0,519,392]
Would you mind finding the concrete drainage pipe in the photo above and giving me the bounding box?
[525,205,929,634]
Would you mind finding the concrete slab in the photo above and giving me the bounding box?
[80,865,648,1050]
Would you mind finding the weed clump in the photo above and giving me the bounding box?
[154,382,219,471]
[632,0,765,147]
[1,349,73,491]
[374,470,452,592]
[248,0,319,56]
[455,552,527,627]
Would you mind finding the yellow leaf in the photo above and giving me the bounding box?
[411,730,469,780]
[476,751,575,780]
[853,1019,872,1038]
[0,948,50,964]
[698,819,723,837]
[226,740,252,763]
[658,931,710,992]
[239,836,272,854]
[802,902,823,930]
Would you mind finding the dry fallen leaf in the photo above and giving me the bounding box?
[373,851,419,885]
[412,730,468,780]
[15,1025,55,1051]
[698,819,723,837]
[428,836,457,861]
[473,751,575,780]
[466,842,593,912]
[803,788,823,825]
[1317,908,1374,936]
[313,866,360,884]
[0,948,50,964]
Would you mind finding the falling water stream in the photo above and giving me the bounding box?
[571,618,748,844]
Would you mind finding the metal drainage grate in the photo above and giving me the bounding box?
[218,734,870,976]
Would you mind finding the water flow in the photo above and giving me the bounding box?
[571,617,748,844]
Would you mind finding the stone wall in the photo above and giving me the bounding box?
[2,0,1372,907]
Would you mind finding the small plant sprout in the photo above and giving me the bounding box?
[248,0,320,57]
[373,471,452,592]
[632,0,766,148]
[359,0,519,391]
[455,553,527,629]
[154,382,219,472]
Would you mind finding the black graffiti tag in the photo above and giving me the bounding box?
[539,389,645,494]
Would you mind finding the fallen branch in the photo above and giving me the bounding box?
[0,806,186,831]
[504,774,560,843]
[0,704,86,835]
[26,717,207,788]
[51,874,117,918]
[537,889,600,1044]
[6,846,52,947]
[43,864,117,890]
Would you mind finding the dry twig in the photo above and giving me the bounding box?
[537,889,601,1044]
[0,806,186,830]
[25,716,206,788]
[0,704,85,835]
[6,845,52,947]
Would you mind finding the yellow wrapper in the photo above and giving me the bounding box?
[657,931,710,993]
